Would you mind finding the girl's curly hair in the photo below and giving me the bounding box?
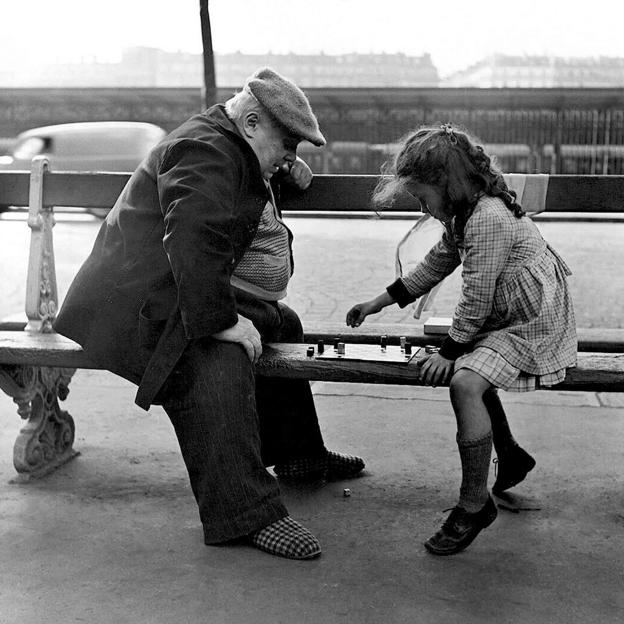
[373,124,524,237]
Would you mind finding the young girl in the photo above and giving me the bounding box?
[346,124,577,556]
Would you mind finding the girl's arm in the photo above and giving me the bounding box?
[390,229,461,308]
[346,290,395,327]
[346,229,460,327]
[419,210,513,382]
[449,206,514,347]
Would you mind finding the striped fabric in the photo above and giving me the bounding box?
[401,196,577,388]
[231,185,292,301]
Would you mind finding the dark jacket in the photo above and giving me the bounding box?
[54,105,291,409]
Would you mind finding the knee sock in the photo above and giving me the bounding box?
[457,432,493,513]
[483,389,517,456]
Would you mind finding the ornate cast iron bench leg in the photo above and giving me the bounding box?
[1,156,80,479]
[0,365,78,480]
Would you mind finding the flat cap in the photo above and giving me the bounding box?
[245,67,326,146]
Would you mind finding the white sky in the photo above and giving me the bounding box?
[3,0,624,77]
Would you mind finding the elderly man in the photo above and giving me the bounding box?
[54,68,364,560]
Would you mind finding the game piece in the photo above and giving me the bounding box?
[380,334,387,352]
[317,339,325,354]
[306,346,314,357]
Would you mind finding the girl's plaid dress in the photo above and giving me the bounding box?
[401,196,577,391]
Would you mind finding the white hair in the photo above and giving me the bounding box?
[224,88,265,121]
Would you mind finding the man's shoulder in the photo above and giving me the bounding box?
[165,111,243,156]
[152,119,248,180]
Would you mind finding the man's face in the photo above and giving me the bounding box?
[245,113,301,180]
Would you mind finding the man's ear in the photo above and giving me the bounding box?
[241,111,260,139]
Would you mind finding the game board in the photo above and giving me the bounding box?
[314,343,421,364]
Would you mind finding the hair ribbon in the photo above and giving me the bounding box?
[440,123,458,144]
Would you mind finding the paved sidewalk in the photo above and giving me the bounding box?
[1,216,623,622]
[1,216,624,328]
[1,369,623,624]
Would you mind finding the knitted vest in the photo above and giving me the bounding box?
[230,184,292,300]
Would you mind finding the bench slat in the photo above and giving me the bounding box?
[259,345,624,393]
[281,175,624,214]
[4,172,624,213]
[1,331,622,392]
[0,331,102,368]
[0,171,30,207]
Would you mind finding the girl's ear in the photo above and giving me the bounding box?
[241,111,260,139]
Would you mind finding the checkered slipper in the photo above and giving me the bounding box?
[250,516,321,560]
[326,451,366,480]
[274,450,365,483]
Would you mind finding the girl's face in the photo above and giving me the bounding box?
[404,180,452,224]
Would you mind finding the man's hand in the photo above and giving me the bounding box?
[284,156,313,190]
[211,314,262,363]
[417,352,454,387]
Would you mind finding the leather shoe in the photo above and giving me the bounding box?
[424,496,498,556]
[492,446,536,495]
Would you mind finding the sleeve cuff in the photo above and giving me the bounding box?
[386,278,416,309]
[439,336,473,360]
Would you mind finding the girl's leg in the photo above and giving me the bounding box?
[483,388,536,494]
[483,388,516,451]
[425,369,498,555]
[449,369,493,512]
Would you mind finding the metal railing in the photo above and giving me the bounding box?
[299,141,624,174]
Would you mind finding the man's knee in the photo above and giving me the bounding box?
[164,338,254,397]
[276,303,304,342]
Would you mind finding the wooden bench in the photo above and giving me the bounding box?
[1,157,623,479]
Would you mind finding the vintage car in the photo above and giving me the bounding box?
[0,121,166,216]
[0,121,166,173]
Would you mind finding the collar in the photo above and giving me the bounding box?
[204,104,268,192]
[205,104,248,146]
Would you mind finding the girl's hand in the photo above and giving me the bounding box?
[346,300,382,327]
[418,352,454,387]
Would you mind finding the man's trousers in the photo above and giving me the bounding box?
[158,292,327,543]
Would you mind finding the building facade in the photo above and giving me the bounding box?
[444,54,624,88]
[1,48,439,88]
